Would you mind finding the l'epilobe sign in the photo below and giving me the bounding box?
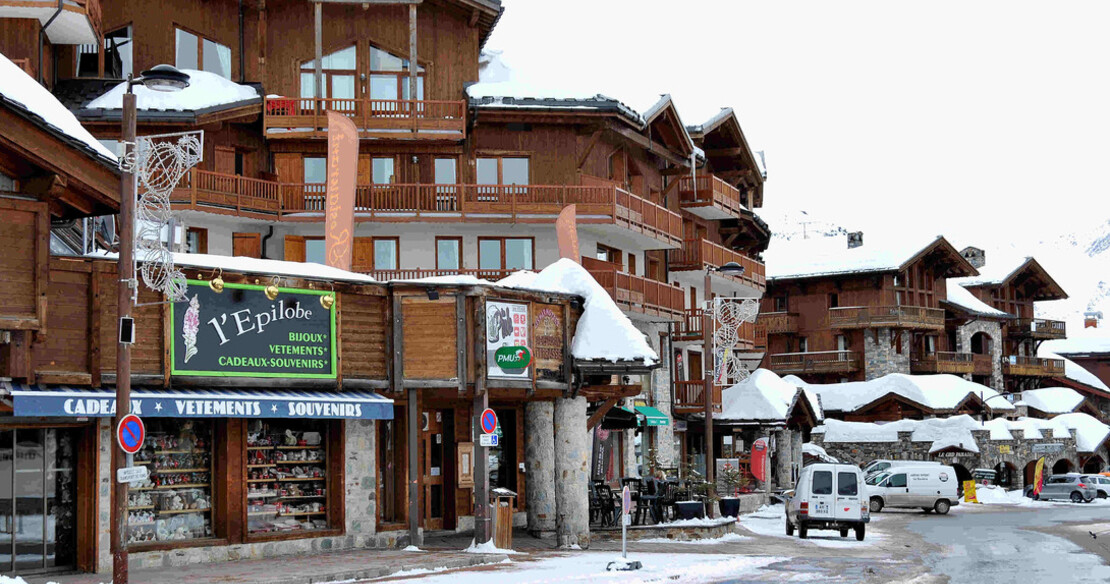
[172,280,336,378]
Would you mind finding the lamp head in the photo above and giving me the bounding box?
[137,65,191,92]
[716,261,746,276]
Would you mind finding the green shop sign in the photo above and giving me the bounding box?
[494,346,531,372]
[171,280,337,378]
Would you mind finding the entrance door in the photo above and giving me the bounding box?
[422,410,446,531]
[0,428,78,575]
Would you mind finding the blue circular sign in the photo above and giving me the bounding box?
[481,409,498,435]
[117,414,145,454]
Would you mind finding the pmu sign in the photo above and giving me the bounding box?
[117,414,145,455]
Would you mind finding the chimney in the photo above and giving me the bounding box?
[960,246,986,269]
[847,231,863,249]
[1085,311,1103,329]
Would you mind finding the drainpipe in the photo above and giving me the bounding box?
[238,0,245,82]
[39,0,64,86]
[260,225,274,259]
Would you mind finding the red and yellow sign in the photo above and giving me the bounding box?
[324,111,358,271]
[963,480,978,504]
[1033,457,1046,495]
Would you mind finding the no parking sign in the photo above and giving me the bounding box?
[117,414,145,455]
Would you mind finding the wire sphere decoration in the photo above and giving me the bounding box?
[705,297,760,386]
[119,131,204,301]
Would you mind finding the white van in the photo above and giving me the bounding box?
[786,463,869,541]
[863,459,942,478]
[866,465,960,514]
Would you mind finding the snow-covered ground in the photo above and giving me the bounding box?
[737,504,885,548]
[366,553,783,584]
[957,485,1110,508]
[636,533,749,545]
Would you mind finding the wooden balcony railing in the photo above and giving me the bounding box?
[677,174,747,218]
[264,96,466,140]
[911,351,974,374]
[673,380,722,414]
[668,239,766,292]
[365,268,513,282]
[672,308,755,348]
[171,169,683,246]
[582,258,683,320]
[1009,318,1067,340]
[1002,356,1065,377]
[767,351,860,375]
[756,312,799,335]
[827,305,945,330]
[972,353,994,376]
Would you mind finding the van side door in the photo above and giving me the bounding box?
[809,469,835,520]
[886,473,909,507]
[835,469,861,521]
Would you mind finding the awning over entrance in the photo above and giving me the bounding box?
[6,384,393,420]
[635,405,670,426]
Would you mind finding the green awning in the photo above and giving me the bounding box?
[635,405,670,426]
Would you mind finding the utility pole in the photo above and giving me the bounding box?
[702,269,715,517]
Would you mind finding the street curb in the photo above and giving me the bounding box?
[263,554,511,584]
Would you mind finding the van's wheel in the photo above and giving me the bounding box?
[855,524,866,541]
[840,528,849,538]
[921,507,932,513]
[1071,491,1085,503]
[798,523,808,539]
[870,497,884,513]
[786,519,794,536]
[934,500,951,515]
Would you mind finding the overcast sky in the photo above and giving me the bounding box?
[485,1,1110,244]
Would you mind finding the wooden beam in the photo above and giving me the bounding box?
[312,0,421,4]
[409,4,418,115]
[314,2,322,101]
[468,8,479,26]
[704,147,747,157]
[586,397,619,431]
[609,126,689,167]
[456,294,467,396]
[576,128,603,171]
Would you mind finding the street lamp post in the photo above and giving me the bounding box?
[702,261,746,516]
[112,65,190,584]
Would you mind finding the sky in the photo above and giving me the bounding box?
[483,1,1110,244]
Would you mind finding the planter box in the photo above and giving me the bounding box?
[719,497,741,517]
[676,501,705,520]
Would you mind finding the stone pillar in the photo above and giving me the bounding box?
[554,396,590,549]
[524,401,556,536]
[650,328,675,470]
[773,429,791,488]
[864,328,911,379]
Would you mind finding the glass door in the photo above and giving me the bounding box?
[14,429,44,572]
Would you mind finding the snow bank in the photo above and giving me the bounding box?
[803,443,838,463]
[87,69,260,112]
[463,539,522,555]
[717,369,822,422]
[786,372,1014,414]
[495,270,539,289]
[946,283,1011,317]
[1019,387,1085,414]
[89,250,378,284]
[402,545,425,552]
[961,485,1026,505]
[764,235,942,280]
[527,259,657,364]
[0,52,115,161]
[638,533,749,545]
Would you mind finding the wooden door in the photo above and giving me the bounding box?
[232,232,261,258]
[214,146,235,175]
[422,409,446,531]
[688,351,703,381]
[274,153,302,182]
[284,235,305,262]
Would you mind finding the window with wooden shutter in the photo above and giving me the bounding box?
[284,235,306,262]
[232,233,261,258]
[352,237,373,272]
[273,153,302,183]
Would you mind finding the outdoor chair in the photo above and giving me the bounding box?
[638,478,663,525]
[596,484,618,527]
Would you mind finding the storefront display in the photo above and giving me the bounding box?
[128,421,213,544]
[246,420,329,534]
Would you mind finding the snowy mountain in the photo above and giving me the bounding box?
[761,209,1110,331]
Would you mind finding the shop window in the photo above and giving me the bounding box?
[245,420,330,535]
[175,28,232,79]
[128,420,214,544]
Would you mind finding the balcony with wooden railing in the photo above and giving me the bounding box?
[363,268,513,282]
[171,169,683,247]
[1008,318,1067,340]
[667,239,766,292]
[827,305,945,331]
[1002,356,1065,377]
[264,96,466,140]
[972,354,994,376]
[581,258,683,321]
[0,0,100,43]
[754,312,798,349]
[672,308,755,348]
[677,174,748,220]
[911,351,974,374]
[767,351,861,375]
[673,380,722,414]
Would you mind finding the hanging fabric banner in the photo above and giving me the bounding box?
[324,111,358,270]
[555,204,580,262]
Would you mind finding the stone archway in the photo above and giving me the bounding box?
[1083,456,1105,474]
[950,463,972,483]
[1052,459,1074,474]
[1024,460,1040,488]
[993,461,1018,488]
[970,332,992,355]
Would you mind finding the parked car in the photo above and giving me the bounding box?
[866,465,960,514]
[1084,475,1110,499]
[786,463,869,541]
[1032,474,1098,502]
[863,459,942,478]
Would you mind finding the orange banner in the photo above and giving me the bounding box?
[555,204,580,262]
[325,111,358,270]
[1033,457,1046,495]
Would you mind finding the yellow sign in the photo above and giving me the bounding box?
[963,480,978,504]
[998,445,1012,454]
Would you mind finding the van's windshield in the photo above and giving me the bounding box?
[867,472,889,486]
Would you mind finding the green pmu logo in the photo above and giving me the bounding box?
[495,346,531,371]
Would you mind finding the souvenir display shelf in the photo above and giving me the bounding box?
[126,425,213,544]
[246,426,328,534]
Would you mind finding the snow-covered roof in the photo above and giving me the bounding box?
[0,52,116,162]
[495,270,538,289]
[1053,413,1110,453]
[716,369,823,424]
[1038,346,1110,391]
[785,373,1014,414]
[802,443,838,463]
[944,283,1011,318]
[89,251,378,284]
[1018,387,1085,414]
[85,70,260,113]
[954,255,1030,287]
[764,235,963,280]
[1042,328,1110,355]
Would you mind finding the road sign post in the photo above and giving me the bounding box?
[607,485,641,571]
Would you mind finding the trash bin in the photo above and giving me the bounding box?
[491,487,517,550]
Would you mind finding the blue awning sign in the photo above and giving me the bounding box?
[7,385,393,420]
